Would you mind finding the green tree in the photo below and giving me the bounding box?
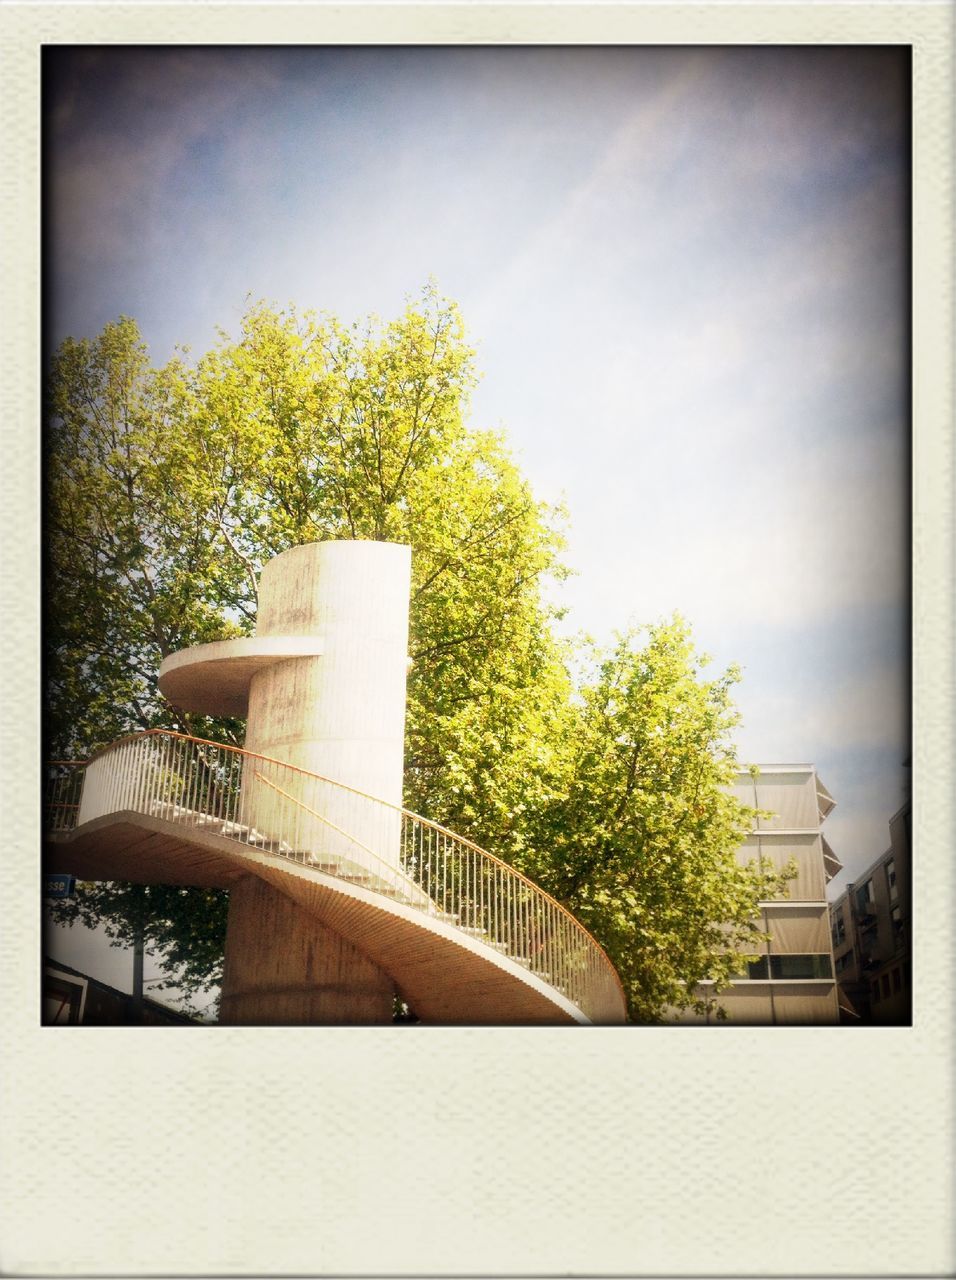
[46,289,786,1020]
[514,621,791,1021]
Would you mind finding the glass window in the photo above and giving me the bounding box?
[732,957,768,980]
[881,973,891,998]
[832,913,846,944]
[769,954,833,980]
[856,881,874,912]
[886,858,898,901]
[891,903,903,940]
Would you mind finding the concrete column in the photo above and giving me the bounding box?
[222,540,411,1024]
[248,541,410,794]
[219,877,395,1024]
[240,541,411,877]
[159,539,411,1023]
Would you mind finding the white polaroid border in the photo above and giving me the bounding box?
[1,5,952,1277]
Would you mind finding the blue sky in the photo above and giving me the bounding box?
[46,45,909,991]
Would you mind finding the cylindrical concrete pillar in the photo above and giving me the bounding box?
[219,876,395,1024]
[159,539,412,1024]
[240,541,411,877]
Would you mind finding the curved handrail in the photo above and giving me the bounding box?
[49,730,626,1023]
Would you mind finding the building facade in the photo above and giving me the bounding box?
[679,765,842,1024]
[828,797,911,1024]
[43,959,200,1025]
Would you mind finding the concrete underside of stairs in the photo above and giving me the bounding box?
[45,812,598,1025]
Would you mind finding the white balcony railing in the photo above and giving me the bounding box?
[46,730,625,1024]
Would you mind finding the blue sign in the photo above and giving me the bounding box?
[44,874,75,899]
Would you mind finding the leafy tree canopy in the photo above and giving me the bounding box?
[46,286,788,1021]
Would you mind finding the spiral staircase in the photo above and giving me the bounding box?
[45,539,626,1025]
[44,731,626,1025]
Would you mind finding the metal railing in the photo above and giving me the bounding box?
[47,730,625,1023]
[45,762,86,831]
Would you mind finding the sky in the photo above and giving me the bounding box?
[44,45,909,995]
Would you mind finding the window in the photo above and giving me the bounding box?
[892,967,901,993]
[856,881,874,912]
[886,858,898,901]
[891,903,904,945]
[769,954,833,980]
[871,980,881,1003]
[881,973,891,998]
[732,957,769,980]
[832,912,846,945]
[835,951,853,974]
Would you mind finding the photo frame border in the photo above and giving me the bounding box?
[1,4,952,1276]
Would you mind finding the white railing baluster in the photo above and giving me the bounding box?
[136,739,148,816]
[136,737,145,814]
[119,741,130,812]
[136,739,146,815]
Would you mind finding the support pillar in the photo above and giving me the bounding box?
[220,877,395,1024]
[159,539,413,1025]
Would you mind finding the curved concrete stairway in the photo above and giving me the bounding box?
[45,733,626,1025]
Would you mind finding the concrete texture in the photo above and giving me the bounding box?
[162,539,413,1024]
[241,542,410,878]
[219,876,395,1025]
[157,635,326,718]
